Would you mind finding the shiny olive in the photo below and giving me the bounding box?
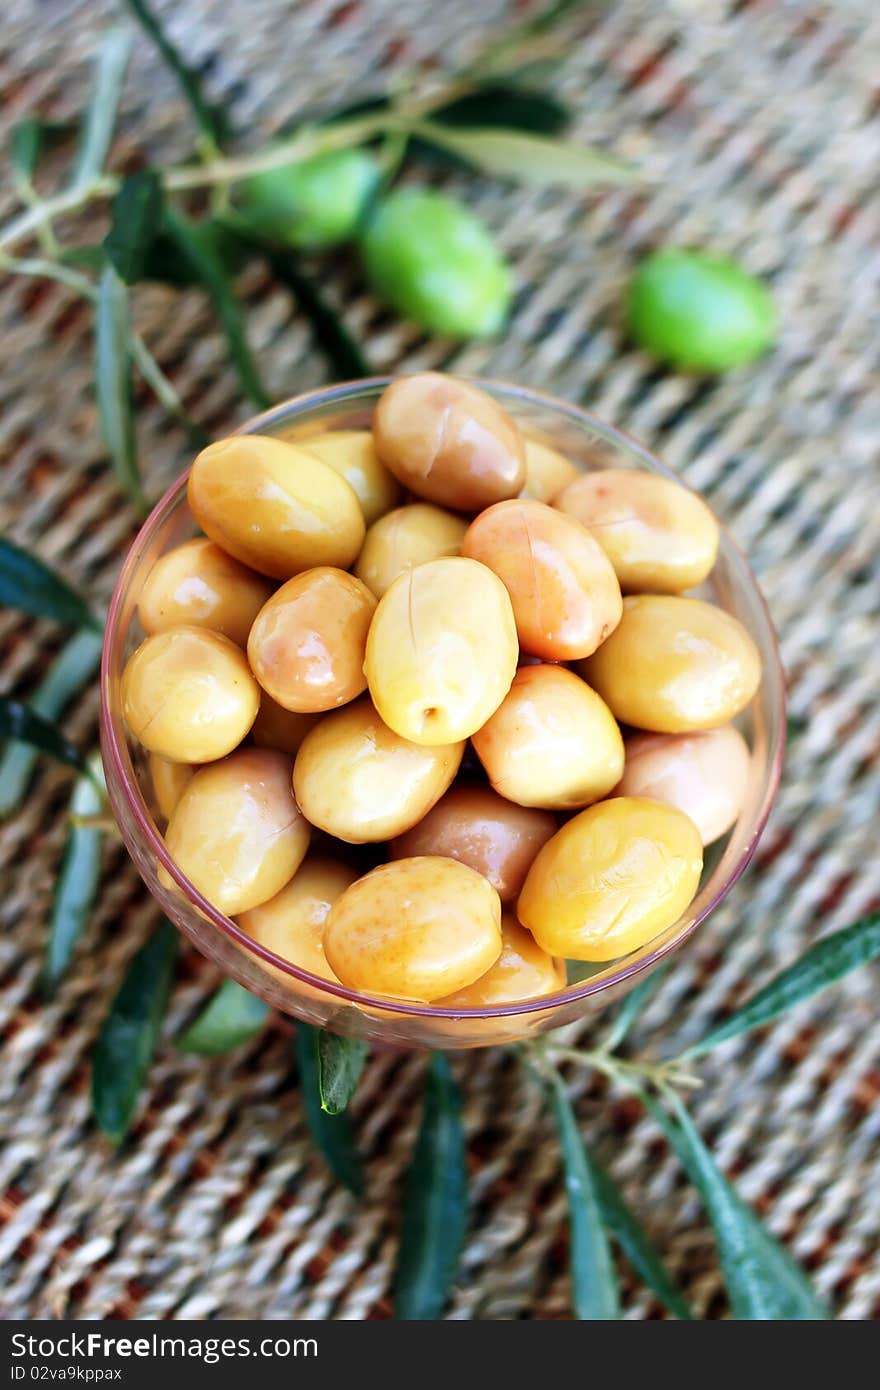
[354,502,468,599]
[554,469,719,593]
[360,189,512,340]
[238,856,358,993]
[518,797,703,961]
[188,434,365,580]
[300,429,401,526]
[435,915,565,1009]
[461,497,623,660]
[238,148,380,249]
[364,556,519,745]
[148,754,195,823]
[520,438,578,503]
[247,567,376,713]
[137,538,274,647]
[472,665,624,810]
[373,374,525,512]
[580,595,762,732]
[615,726,751,845]
[251,693,320,756]
[122,626,259,762]
[323,856,502,1001]
[293,696,463,843]
[391,786,556,902]
[163,749,310,915]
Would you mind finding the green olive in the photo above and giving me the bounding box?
[238,149,380,250]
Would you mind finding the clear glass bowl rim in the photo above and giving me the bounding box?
[100,375,786,1021]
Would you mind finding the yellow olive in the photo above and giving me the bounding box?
[472,665,624,811]
[163,748,310,914]
[121,626,259,762]
[580,595,762,732]
[293,697,463,843]
[615,726,752,845]
[354,503,468,599]
[148,753,196,822]
[188,434,365,580]
[518,797,703,961]
[520,438,578,503]
[435,915,565,1008]
[461,498,622,660]
[238,856,357,994]
[247,567,376,713]
[251,693,320,756]
[364,556,518,745]
[391,786,556,902]
[555,469,720,593]
[137,538,273,647]
[324,856,502,1001]
[373,373,525,511]
[299,429,402,525]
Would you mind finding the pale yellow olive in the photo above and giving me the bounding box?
[555,469,720,592]
[122,626,259,762]
[137,538,273,647]
[461,498,622,660]
[324,856,502,1001]
[293,697,463,843]
[163,748,310,915]
[251,693,320,756]
[615,726,751,845]
[354,503,468,599]
[238,856,357,995]
[247,567,376,713]
[520,438,578,503]
[435,915,565,1009]
[373,373,525,511]
[580,595,762,733]
[148,754,196,822]
[472,665,624,811]
[299,429,402,525]
[364,556,518,745]
[391,786,556,902]
[188,434,365,580]
[518,797,703,961]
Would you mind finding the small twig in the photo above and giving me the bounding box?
[539,1043,703,1092]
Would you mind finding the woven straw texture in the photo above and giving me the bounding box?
[1,0,878,1320]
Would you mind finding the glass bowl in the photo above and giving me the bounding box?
[100,379,785,1049]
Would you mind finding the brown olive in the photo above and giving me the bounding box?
[614,725,751,845]
[435,915,564,1008]
[148,753,195,822]
[520,438,578,503]
[238,856,358,994]
[137,538,273,647]
[300,429,402,525]
[354,503,468,599]
[251,693,320,756]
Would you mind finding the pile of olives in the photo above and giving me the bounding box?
[121,373,761,1011]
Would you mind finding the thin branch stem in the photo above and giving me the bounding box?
[539,1043,702,1092]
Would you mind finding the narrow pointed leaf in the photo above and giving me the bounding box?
[263,251,372,380]
[0,699,90,776]
[70,26,133,187]
[432,86,570,135]
[295,1024,363,1194]
[394,1053,468,1320]
[408,120,636,188]
[103,171,165,283]
[601,964,669,1054]
[95,264,145,511]
[591,1158,692,1319]
[177,978,270,1054]
[122,0,228,148]
[548,1073,621,1320]
[685,912,880,1060]
[0,540,100,631]
[91,920,178,1144]
[317,1032,369,1115]
[9,119,72,182]
[44,754,106,991]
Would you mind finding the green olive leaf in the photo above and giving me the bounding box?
[177,978,270,1055]
[684,912,880,1060]
[393,1053,468,1321]
[262,249,373,381]
[431,85,570,135]
[0,699,91,777]
[591,1157,692,1319]
[10,118,72,184]
[103,171,165,284]
[407,120,637,188]
[70,26,133,188]
[317,1032,369,1115]
[95,264,146,513]
[547,1072,621,1320]
[0,539,101,631]
[121,0,229,150]
[91,920,178,1144]
[44,753,106,992]
[600,964,670,1054]
[295,1024,363,1195]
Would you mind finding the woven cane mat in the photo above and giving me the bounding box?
[1,0,878,1320]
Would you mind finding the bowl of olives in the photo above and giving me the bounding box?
[100,375,785,1048]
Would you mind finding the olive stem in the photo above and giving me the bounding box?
[539,1043,702,1092]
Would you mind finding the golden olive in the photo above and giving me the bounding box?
[163,749,310,914]
[299,429,402,525]
[461,498,623,660]
[472,665,624,811]
[238,856,357,993]
[324,856,502,1001]
[251,693,320,755]
[364,556,518,745]
[247,567,376,713]
[518,797,703,961]
[580,595,762,733]
[188,434,365,580]
[137,538,273,647]
[520,438,578,503]
[148,754,195,822]
[293,697,463,843]
[354,503,468,599]
[615,726,751,845]
[373,373,525,511]
[391,786,556,902]
[435,915,564,1009]
[555,469,720,592]
[122,626,259,762]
